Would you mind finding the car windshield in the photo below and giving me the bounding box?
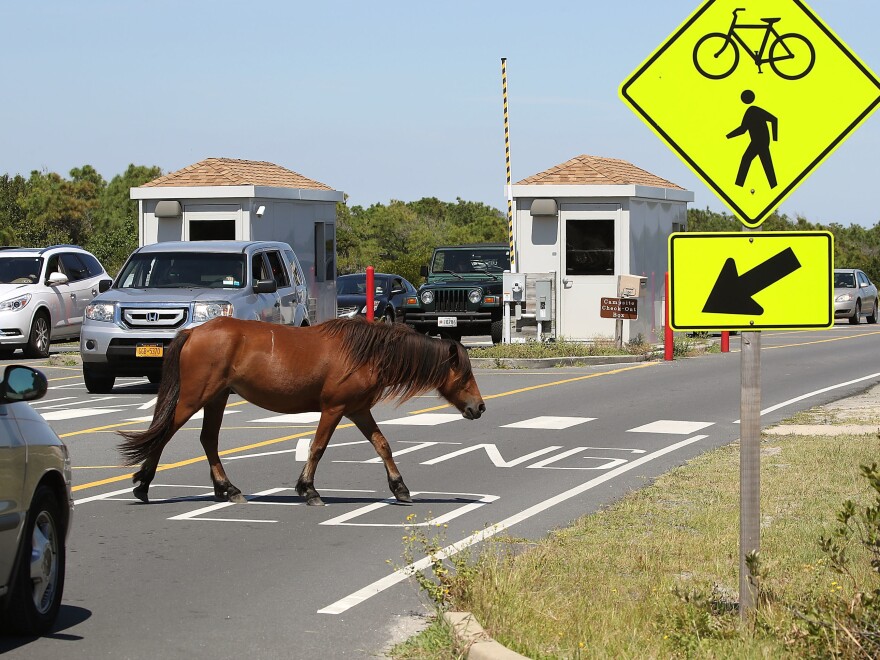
[432,249,510,274]
[337,276,388,296]
[0,257,42,284]
[835,272,856,288]
[117,253,247,289]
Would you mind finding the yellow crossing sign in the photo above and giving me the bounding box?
[668,231,833,330]
[621,0,880,227]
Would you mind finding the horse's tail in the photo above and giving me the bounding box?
[117,329,191,466]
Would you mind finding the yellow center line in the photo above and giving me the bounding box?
[727,329,880,353]
[407,361,659,414]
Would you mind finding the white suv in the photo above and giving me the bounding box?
[0,245,111,358]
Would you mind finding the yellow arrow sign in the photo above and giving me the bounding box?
[621,0,880,227]
[668,231,833,330]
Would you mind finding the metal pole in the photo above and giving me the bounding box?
[740,227,761,619]
[501,58,516,273]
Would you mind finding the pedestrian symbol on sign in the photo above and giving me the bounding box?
[726,90,778,189]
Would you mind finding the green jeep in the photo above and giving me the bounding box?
[405,243,510,343]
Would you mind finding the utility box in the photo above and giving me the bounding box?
[503,272,526,302]
[618,274,647,299]
[506,271,556,341]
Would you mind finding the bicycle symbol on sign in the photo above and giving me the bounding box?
[693,8,816,80]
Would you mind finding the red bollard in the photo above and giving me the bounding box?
[664,272,673,361]
[721,331,730,353]
[366,266,375,322]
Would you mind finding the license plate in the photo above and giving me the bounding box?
[135,344,164,358]
[437,317,458,328]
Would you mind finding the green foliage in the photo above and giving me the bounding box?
[337,197,506,284]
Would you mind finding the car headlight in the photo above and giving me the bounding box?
[421,290,435,305]
[360,301,381,314]
[836,293,854,302]
[0,293,31,312]
[192,302,234,321]
[468,289,482,304]
[85,302,116,322]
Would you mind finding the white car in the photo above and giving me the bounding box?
[0,245,111,358]
[0,365,72,635]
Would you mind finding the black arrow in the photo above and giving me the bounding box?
[702,247,801,315]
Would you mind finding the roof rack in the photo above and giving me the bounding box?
[0,246,21,250]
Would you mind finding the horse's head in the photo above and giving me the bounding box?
[438,340,485,420]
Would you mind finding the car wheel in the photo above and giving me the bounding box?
[869,299,879,324]
[491,319,503,344]
[7,485,66,635]
[147,374,162,384]
[24,312,50,358]
[850,300,861,325]
[83,364,115,393]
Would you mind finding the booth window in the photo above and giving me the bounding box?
[565,219,614,275]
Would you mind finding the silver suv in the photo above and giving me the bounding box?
[0,245,110,358]
[80,240,310,393]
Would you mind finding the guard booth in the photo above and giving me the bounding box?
[131,157,344,323]
[510,154,693,343]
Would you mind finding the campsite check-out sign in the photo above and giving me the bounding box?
[620,0,880,228]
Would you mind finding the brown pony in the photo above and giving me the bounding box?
[118,316,485,506]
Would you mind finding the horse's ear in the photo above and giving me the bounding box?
[447,340,460,365]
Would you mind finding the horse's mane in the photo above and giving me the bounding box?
[320,317,473,405]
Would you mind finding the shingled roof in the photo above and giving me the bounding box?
[140,157,334,190]
[515,154,684,190]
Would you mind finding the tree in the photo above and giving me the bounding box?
[87,164,162,274]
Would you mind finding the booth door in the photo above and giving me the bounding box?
[558,210,621,340]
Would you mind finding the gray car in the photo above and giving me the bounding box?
[79,240,311,393]
[0,365,72,636]
[834,268,879,324]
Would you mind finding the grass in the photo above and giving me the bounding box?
[390,414,880,659]
[468,336,653,360]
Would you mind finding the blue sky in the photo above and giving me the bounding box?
[2,0,879,226]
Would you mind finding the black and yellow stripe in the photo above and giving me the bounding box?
[502,58,515,270]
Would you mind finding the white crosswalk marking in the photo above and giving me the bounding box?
[250,412,322,423]
[627,420,714,434]
[502,416,596,430]
[41,408,124,421]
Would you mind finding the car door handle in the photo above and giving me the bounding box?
[274,302,280,308]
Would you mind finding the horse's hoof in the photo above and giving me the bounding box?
[229,492,247,504]
[133,486,149,503]
[306,496,325,506]
[395,492,413,504]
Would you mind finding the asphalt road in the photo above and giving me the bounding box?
[3,322,880,658]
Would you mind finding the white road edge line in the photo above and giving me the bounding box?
[317,434,708,615]
[733,371,880,423]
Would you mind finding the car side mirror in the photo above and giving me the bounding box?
[1,365,47,402]
[99,278,112,293]
[46,271,69,286]
[253,279,278,294]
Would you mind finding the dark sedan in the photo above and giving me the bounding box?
[336,273,417,323]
